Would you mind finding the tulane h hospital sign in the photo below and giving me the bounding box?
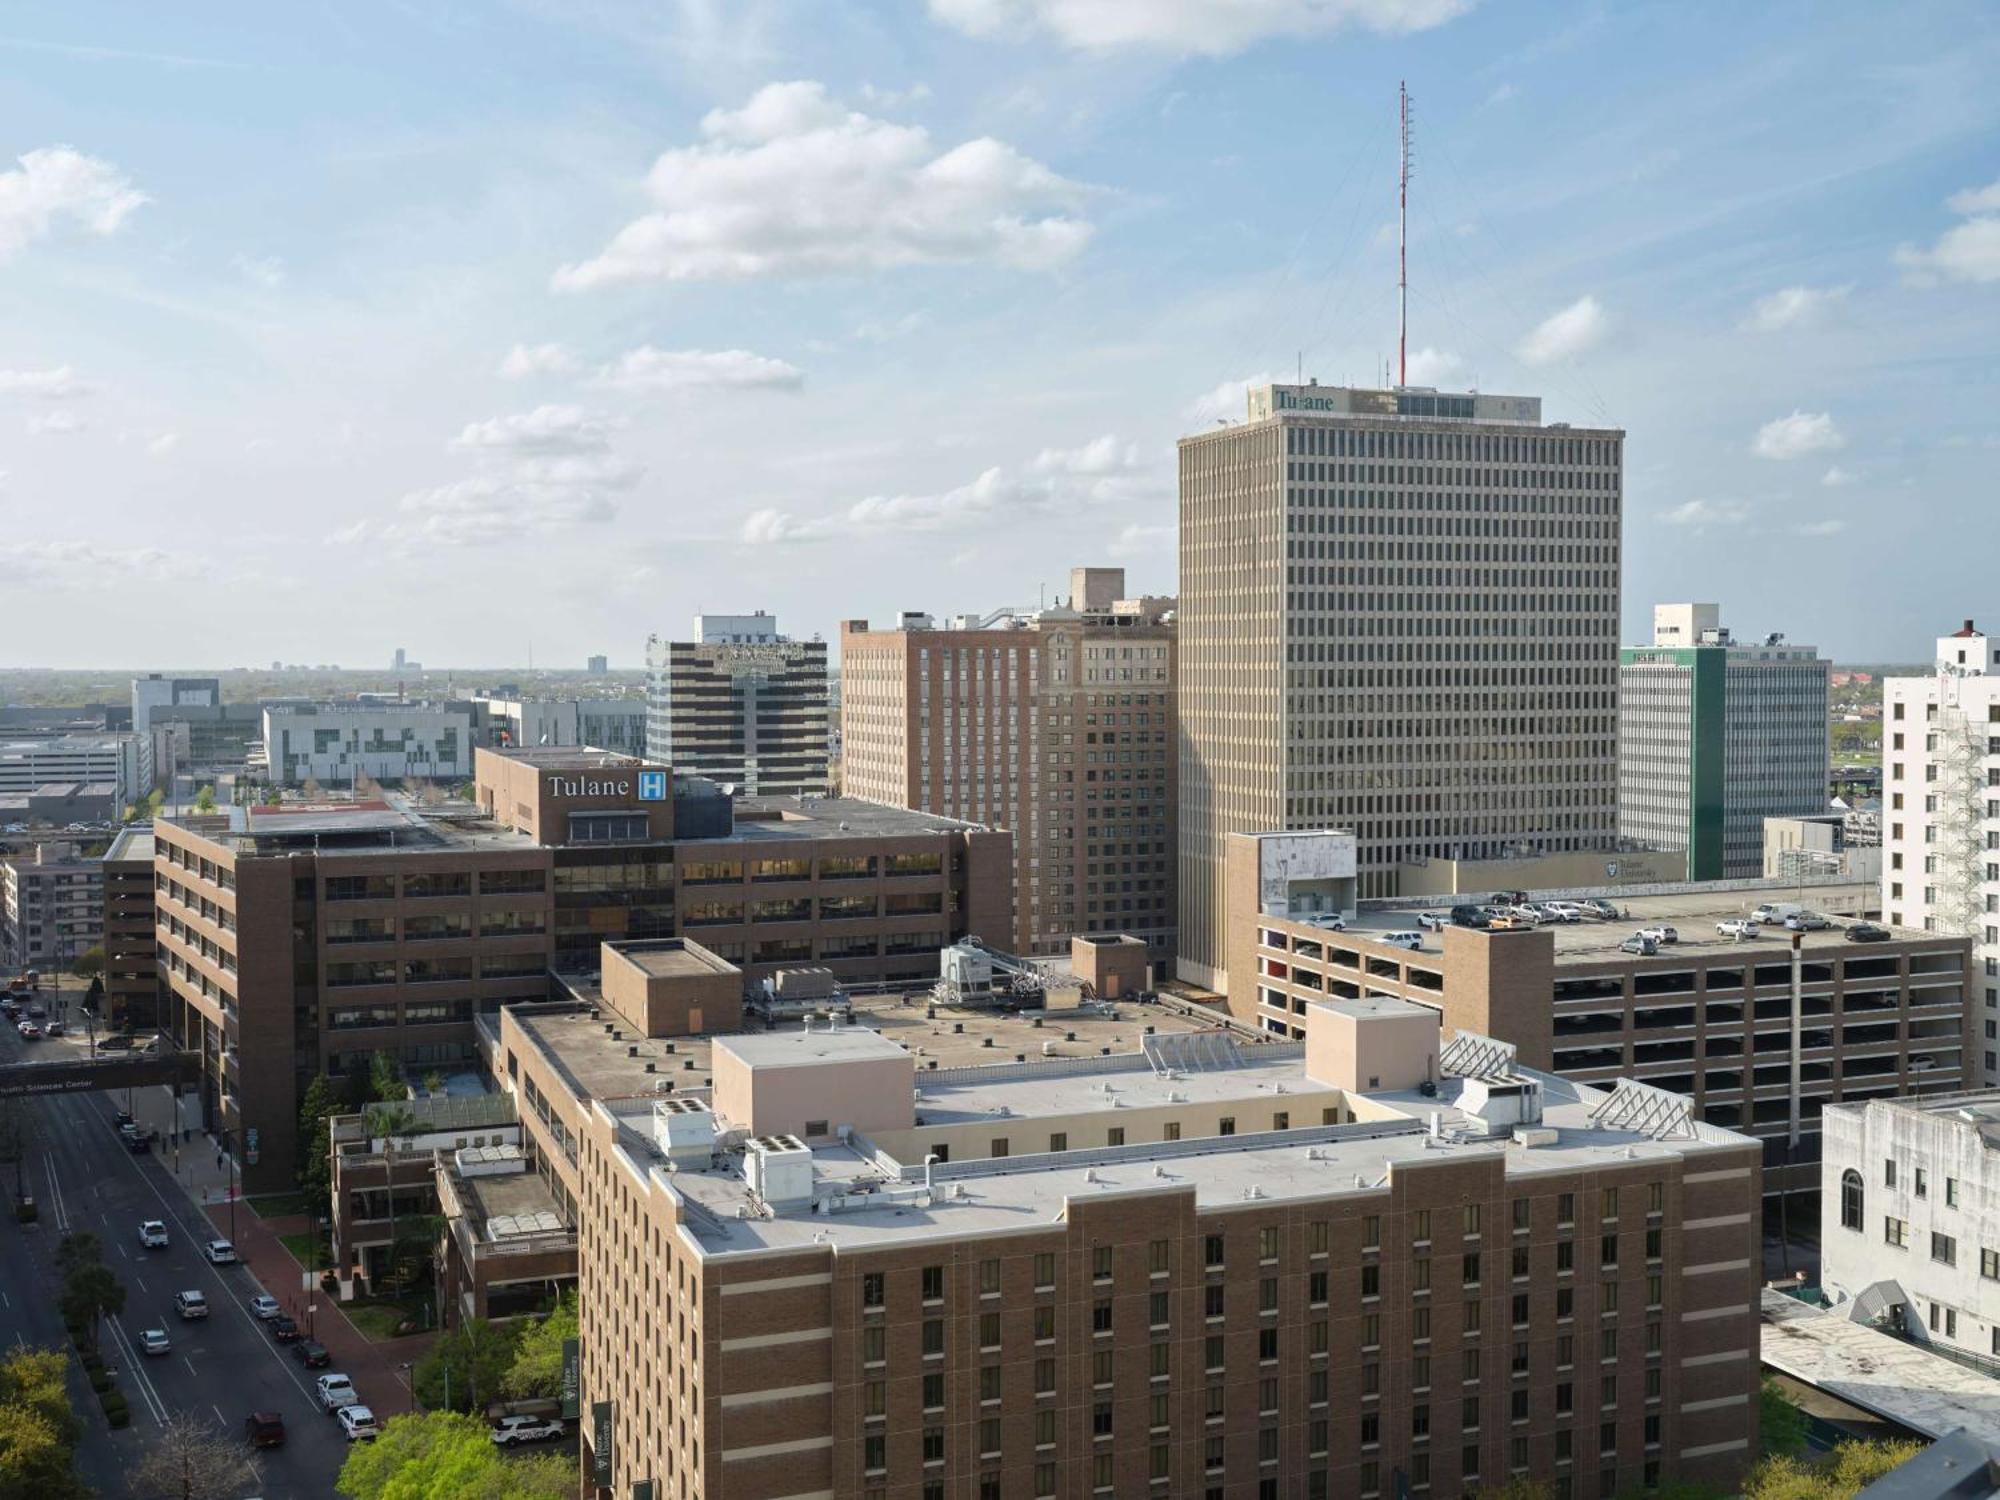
[548,770,669,801]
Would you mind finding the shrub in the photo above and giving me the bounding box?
[105,1403,131,1429]
[80,1351,103,1374]
[99,1391,127,1419]
[88,1371,111,1394]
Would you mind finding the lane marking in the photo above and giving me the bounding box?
[184,1356,197,1378]
[102,1316,168,1425]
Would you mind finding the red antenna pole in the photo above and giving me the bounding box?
[1398,81,1410,388]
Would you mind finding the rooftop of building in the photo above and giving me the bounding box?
[1823,1088,2000,1143]
[453,1161,566,1241]
[1761,1289,2000,1449]
[1338,880,1947,966]
[480,746,650,772]
[722,795,984,841]
[0,734,135,752]
[646,1066,1742,1258]
[104,826,155,865]
[612,940,738,981]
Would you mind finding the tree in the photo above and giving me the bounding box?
[67,946,102,981]
[0,1405,84,1498]
[297,1074,336,1228]
[55,1233,125,1353]
[370,1051,406,1103]
[126,1412,260,1500]
[502,1289,578,1401]
[1741,1439,1927,1500]
[190,785,217,814]
[1760,1377,1811,1459]
[301,777,323,801]
[338,1411,573,1500]
[413,1318,520,1414]
[0,1348,80,1449]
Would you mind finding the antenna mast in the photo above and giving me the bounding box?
[1398,81,1411,389]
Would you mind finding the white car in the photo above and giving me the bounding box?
[316,1374,358,1412]
[138,1220,168,1250]
[1783,911,1830,931]
[249,1294,280,1319]
[1636,925,1679,945]
[491,1414,566,1446]
[174,1290,208,1320]
[1541,901,1584,922]
[1416,911,1453,931]
[139,1328,171,1356]
[336,1404,379,1442]
[205,1239,237,1265]
[1717,919,1761,939]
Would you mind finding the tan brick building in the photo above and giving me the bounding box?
[840,567,1176,959]
[1177,383,1624,991]
[492,983,1761,1499]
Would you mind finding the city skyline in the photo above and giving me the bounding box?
[1,2,1997,666]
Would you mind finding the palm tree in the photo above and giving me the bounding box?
[367,1104,421,1293]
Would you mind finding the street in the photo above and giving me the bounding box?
[0,1026,355,1498]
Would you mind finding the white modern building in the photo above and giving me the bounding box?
[1176,381,1624,989]
[644,612,828,796]
[260,704,475,786]
[475,695,645,757]
[131,675,219,739]
[1,843,103,970]
[0,734,151,809]
[1820,1092,2000,1366]
[1619,604,1829,881]
[1883,621,2000,1086]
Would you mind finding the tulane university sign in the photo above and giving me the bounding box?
[549,770,669,801]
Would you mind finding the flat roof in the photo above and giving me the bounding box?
[614,942,738,980]
[105,826,155,864]
[457,1166,565,1240]
[1333,882,1945,966]
[717,1025,910,1071]
[1761,1290,2000,1448]
[724,796,984,841]
[651,1068,1746,1257]
[484,747,651,771]
[911,1046,1308,1130]
[509,1005,717,1103]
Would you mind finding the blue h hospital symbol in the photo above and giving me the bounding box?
[637,770,667,801]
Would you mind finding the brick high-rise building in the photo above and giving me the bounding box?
[1176,382,1623,991]
[841,567,1176,958]
[495,980,1761,1500]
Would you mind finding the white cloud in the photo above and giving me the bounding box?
[927,0,1473,55]
[450,404,614,455]
[1659,499,1748,528]
[0,146,147,261]
[1743,284,1851,333]
[857,82,933,108]
[1820,464,1855,488]
[27,409,84,436]
[553,81,1095,289]
[1516,295,1607,365]
[1,540,202,585]
[0,366,92,399]
[1485,82,1517,106]
[742,434,1149,545]
[146,432,179,457]
[1947,178,2000,216]
[1108,521,1174,556]
[1404,347,1463,385]
[1895,180,2000,285]
[496,343,578,379]
[852,311,930,343]
[592,345,804,393]
[1792,519,1847,537]
[1752,410,1844,461]
[1182,371,1272,425]
[231,252,285,288]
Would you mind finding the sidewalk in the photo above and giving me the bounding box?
[127,1082,438,1410]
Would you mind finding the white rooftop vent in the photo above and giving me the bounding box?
[653,1096,717,1166]
[743,1133,814,1210]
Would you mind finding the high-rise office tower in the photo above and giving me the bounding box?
[1883,620,2000,1085]
[1177,382,1623,990]
[1618,604,1829,880]
[840,567,1177,957]
[644,612,829,797]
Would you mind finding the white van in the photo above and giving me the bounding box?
[1378,930,1425,951]
[1750,901,1803,925]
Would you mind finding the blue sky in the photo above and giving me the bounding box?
[0,0,1995,667]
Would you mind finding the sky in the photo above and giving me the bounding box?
[0,0,1996,669]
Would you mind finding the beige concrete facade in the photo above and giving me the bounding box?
[102,825,159,1031]
[1069,933,1150,1000]
[1178,384,1624,991]
[600,938,742,1038]
[840,573,1176,960]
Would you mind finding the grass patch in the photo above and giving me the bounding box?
[278,1231,327,1270]
[246,1191,312,1219]
[340,1298,432,1343]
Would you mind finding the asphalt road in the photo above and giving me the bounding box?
[0,1037,355,1497]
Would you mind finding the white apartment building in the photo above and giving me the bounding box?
[1619,604,1829,880]
[1882,621,2000,1085]
[1176,381,1623,989]
[1820,1092,2000,1366]
[0,734,151,809]
[475,695,645,757]
[261,704,475,786]
[1,843,103,969]
[644,612,828,796]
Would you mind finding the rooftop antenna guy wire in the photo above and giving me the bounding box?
[1398,81,1412,389]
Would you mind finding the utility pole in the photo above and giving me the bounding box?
[1398,80,1411,388]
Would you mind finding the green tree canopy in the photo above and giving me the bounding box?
[1760,1377,1811,1459]
[67,946,103,981]
[0,1349,79,1449]
[297,1073,336,1224]
[338,1411,572,1500]
[55,1232,125,1352]
[370,1050,405,1103]
[413,1319,520,1414]
[0,1347,84,1497]
[1742,1439,1927,1500]
[190,786,217,814]
[502,1290,577,1401]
